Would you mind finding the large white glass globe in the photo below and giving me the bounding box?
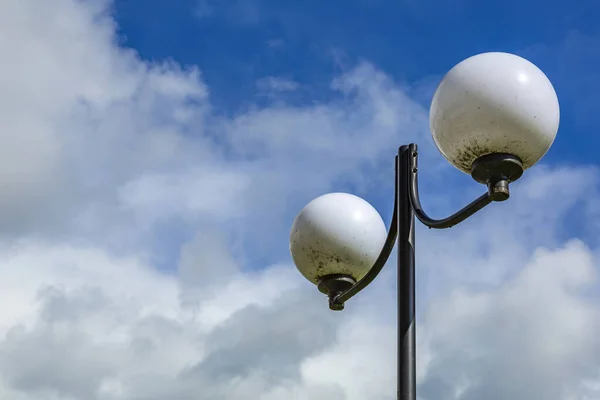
[290,193,387,285]
[430,52,560,174]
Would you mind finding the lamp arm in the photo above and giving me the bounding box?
[408,143,496,229]
[330,143,509,310]
[331,157,399,307]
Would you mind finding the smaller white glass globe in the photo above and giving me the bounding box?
[430,52,560,174]
[290,193,387,285]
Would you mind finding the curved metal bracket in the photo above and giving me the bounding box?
[332,157,399,307]
[407,143,493,229]
[328,143,511,309]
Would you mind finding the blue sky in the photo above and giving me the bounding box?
[0,0,599,399]
[115,0,599,166]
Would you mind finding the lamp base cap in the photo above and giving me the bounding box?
[317,274,356,311]
[471,153,524,184]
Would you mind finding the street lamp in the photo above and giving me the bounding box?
[289,52,560,400]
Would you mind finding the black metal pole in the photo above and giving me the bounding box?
[397,145,416,400]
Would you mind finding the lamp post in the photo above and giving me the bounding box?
[289,52,560,400]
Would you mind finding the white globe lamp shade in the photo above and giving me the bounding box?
[430,52,560,175]
[289,193,387,285]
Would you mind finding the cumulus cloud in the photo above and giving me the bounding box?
[418,240,600,400]
[195,0,262,25]
[0,0,597,399]
[256,77,299,92]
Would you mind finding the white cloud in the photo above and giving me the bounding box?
[266,38,285,49]
[195,0,262,25]
[418,240,600,400]
[0,0,598,399]
[256,77,299,92]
